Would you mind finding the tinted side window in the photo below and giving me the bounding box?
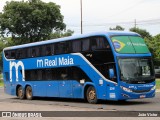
[10,50,15,59]
[40,46,46,56]
[16,50,21,59]
[91,37,110,50]
[5,49,26,59]
[4,50,10,59]
[46,45,52,56]
[71,67,89,80]
[35,47,40,57]
[82,39,90,51]
[45,69,54,80]
[72,40,81,52]
[24,67,91,81]
[55,42,66,54]
[38,46,42,57]
[31,48,36,57]
[30,70,37,80]
[50,44,55,55]
[25,70,31,80]
[27,48,32,58]
[37,70,43,80]
[22,48,27,58]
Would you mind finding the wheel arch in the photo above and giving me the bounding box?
[25,84,33,95]
[83,82,97,99]
[16,84,33,96]
[16,84,23,96]
[25,84,34,100]
[25,84,32,90]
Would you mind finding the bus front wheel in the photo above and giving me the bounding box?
[86,86,98,104]
[26,86,33,100]
[17,86,25,99]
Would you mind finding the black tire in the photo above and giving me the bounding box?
[17,86,25,99]
[26,86,33,100]
[86,86,98,104]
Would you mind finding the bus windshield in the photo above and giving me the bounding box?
[118,58,154,82]
[111,36,150,54]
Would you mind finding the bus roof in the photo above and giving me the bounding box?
[4,31,139,50]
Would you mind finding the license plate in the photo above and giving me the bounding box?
[140,95,146,98]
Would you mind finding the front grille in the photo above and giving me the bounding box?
[132,89,151,93]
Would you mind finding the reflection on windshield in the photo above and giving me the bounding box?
[119,58,154,81]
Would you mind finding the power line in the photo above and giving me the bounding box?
[67,18,160,27]
[83,0,147,23]
[104,0,146,18]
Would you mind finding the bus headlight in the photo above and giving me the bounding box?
[151,86,156,91]
[121,86,132,93]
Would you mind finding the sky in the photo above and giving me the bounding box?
[0,0,160,36]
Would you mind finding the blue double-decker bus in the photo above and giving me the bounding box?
[3,31,155,103]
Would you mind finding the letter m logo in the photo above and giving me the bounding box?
[10,61,25,82]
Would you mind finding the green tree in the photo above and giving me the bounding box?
[146,34,160,65]
[0,0,66,44]
[49,29,74,39]
[0,36,10,71]
[129,27,160,65]
[110,25,125,31]
[130,27,152,39]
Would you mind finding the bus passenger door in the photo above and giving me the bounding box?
[72,80,83,98]
[106,64,118,100]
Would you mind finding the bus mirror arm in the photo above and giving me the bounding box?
[109,69,115,79]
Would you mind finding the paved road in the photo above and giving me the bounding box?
[0,87,160,119]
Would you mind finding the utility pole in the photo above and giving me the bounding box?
[80,0,83,34]
[134,19,137,28]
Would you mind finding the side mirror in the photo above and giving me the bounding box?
[109,68,115,79]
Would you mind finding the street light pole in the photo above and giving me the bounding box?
[80,0,83,34]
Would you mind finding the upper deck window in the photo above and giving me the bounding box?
[4,36,111,60]
[72,40,81,52]
[55,42,66,54]
[82,39,90,51]
[91,37,110,50]
[4,50,16,59]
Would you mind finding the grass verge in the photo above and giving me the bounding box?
[0,80,3,86]
[0,74,3,86]
[156,79,160,90]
